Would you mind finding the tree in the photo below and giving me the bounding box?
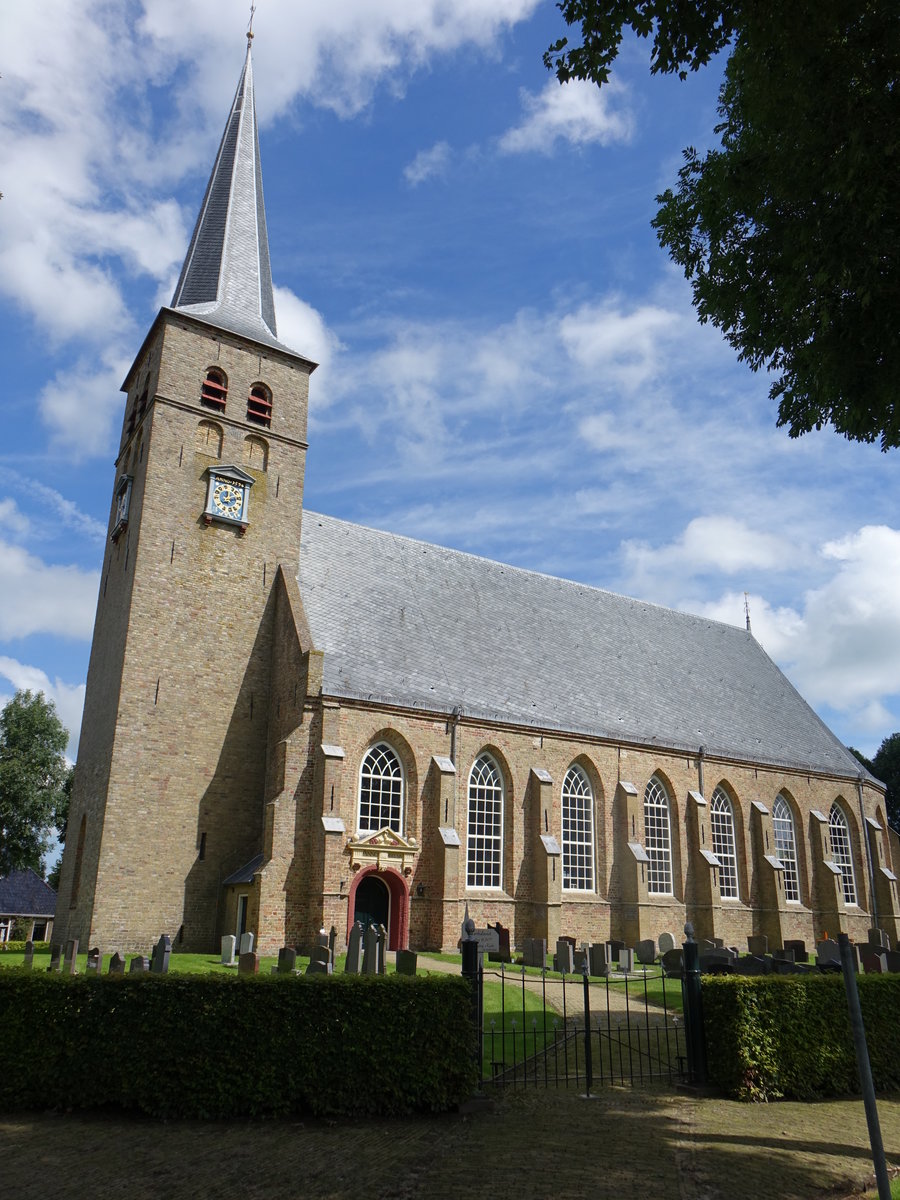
[0,690,70,876]
[872,733,900,831]
[545,2,900,449]
[848,746,874,774]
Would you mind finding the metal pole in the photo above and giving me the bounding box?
[581,957,593,1097]
[461,921,483,1081]
[681,922,707,1086]
[838,933,891,1200]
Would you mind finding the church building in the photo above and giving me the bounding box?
[54,37,900,958]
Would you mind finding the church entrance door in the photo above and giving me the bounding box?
[353,874,390,933]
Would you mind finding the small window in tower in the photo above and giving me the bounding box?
[201,368,227,412]
[247,383,272,428]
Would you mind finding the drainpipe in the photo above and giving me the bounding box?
[449,705,462,767]
[857,772,879,930]
[697,746,705,798]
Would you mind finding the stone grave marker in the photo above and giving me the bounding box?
[23,940,34,970]
[635,938,656,965]
[329,925,337,965]
[783,939,807,962]
[396,949,417,976]
[554,938,574,974]
[109,952,126,975]
[345,923,363,974]
[605,939,625,962]
[239,951,259,975]
[772,948,795,964]
[276,946,297,974]
[588,943,609,977]
[699,947,736,974]
[86,947,102,976]
[362,925,379,975]
[868,928,890,950]
[47,943,62,973]
[221,935,236,966]
[862,951,887,974]
[573,948,588,973]
[375,924,387,974]
[658,932,676,955]
[884,949,900,973]
[488,921,511,963]
[239,931,254,956]
[816,938,840,965]
[661,948,684,978]
[735,955,772,976]
[150,934,171,975]
[747,934,768,956]
[618,947,635,973]
[523,937,547,969]
[129,956,150,973]
[63,939,79,975]
[306,944,332,974]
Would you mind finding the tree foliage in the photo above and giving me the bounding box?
[0,690,70,876]
[872,732,900,830]
[546,2,900,449]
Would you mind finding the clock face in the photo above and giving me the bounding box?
[213,481,244,519]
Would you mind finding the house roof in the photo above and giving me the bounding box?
[297,511,866,780]
[222,854,264,887]
[0,868,57,918]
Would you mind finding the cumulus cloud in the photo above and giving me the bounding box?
[0,541,99,641]
[499,79,634,155]
[38,354,131,460]
[404,141,452,186]
[0,657,86,758]
[623,517,796,591]
[274,287,344,411]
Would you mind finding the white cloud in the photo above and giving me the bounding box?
[499,79,634,155]
[404,141,451,186]
[0,500,31,538]
[0,475,107,543]
[623,517,795,589]
[274,287,344,411]
[0,541,99,641]
[38,354,131,460]
[0,658,85,758]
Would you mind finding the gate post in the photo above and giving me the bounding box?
[681,922,707,1085]
[461,917,483,1080]
[581,956,593,1096]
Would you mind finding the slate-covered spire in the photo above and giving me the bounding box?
[171,34,279,347]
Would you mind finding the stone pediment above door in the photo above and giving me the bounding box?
[347,827,419,874]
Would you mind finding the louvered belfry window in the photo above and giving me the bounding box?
[201,368,227,412]
[247,383,272,427]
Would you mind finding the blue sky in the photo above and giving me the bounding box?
[2,0,899,774]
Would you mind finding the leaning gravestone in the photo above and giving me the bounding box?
[239,951,259,976]
[396,949,417,976]
[23,940,34,970]
[635,938,656,965]
[47,943,62,973]
[239,931,254,956]
[129,956,150,973]
[554,938,574,974]
[109,952,126,975]
[63,939,79,975]
[747,934,768,956]
[86,948,102,976]
[221,935,236,966]
[589,943,609,978]
[150,934,171,975]
[362,925,380,975]
[345,923,363,974]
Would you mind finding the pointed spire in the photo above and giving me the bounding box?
[171,35,279,347]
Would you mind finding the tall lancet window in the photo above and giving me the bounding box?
[710,787,739,899]
[773,794,800,902]
[467,755,503,889]
[829,802,857,905]
[643,776,673,895]
[562,764,594,890]
[358,743,404,835]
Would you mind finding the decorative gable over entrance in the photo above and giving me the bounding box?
[347,827,419,874]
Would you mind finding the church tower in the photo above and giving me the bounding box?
[54,36,316,951]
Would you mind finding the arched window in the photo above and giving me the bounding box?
[358,743,403,835]
[829,802,857,905]
[200,368,227,412]
[247,382,272,427]
[710,787,739,900]
[643,776,672,895]
[196,419,223,457]
[243,433,268,471]
[467,754,503,889]
[773,793,800,902]
[562,764,594,890]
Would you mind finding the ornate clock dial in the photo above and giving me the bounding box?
[213,481,243,518]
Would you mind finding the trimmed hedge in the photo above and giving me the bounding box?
[0,971,476,1118]
[0,941,50,954]
[703,974,900,1101]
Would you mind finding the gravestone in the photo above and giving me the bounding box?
[618,947,635,973]
[375,924,387,975]
[488,921,511,964]
[699,949,735,975]
[277,946,297,974]
[588,943,609,977]
[63,939,79,975]
[554,938,574,974]
[396,949,417,976]
[784,939,807,962]
[329,925,337,965]
[47,943,62,973]
[524,938,547,969]
[306,944,332,974]
[109,952,126,975]
[884,949,900,973]
[86,947,102,976]
[221,935,236,966]
[635,938,656,965]
[747,934,768,956]
[605,939,625,962]
[772,948,795,964]
[699,939,718,954]
[661,948,684,978]
[735,955,772,976]
[573,948,588,973]
[862,951,887,974]
[345,923,363,974]
[868,928,890,950]
[658,932,676,955]
[239,951,259,975]
[362,924,380,975]
[129,956,150,973]
[816,938,840,965]
[239,931,254,956]
[23,940,34,970]
[150,934,171,975]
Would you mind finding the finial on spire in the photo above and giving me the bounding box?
[744,592,752,633]
[247,3,256,41]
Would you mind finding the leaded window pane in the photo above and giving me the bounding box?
[829,802,857,905]
[711,787,739,900]
[644,776,672,895]
[358,743,403,834]
[773,794,800,902]
[562,765,594,891]
[467,755,503,889]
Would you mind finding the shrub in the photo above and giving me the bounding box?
[0,971,476,1118]
[702,974,900,1100]
[0,941,50,954]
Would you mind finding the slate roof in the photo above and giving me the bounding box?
[298,512,865,780]
[222,854,264,887]
[0,869,57,918]
[170,40,288,353]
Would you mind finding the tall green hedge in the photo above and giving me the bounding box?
[0,971,476,1118]
[702,974,900,1101]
